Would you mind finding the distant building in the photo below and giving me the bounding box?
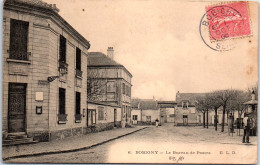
[175,92,205,126]
[87,48,132,127]
[175,91,232,126]
[157,101,177,124]
[131,99,159,125]
[2,0,90,143]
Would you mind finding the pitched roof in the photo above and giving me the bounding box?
[158,101,177,108]
[176,93,206,106]
[88,52,133,77]
[88,52,123,67]
[131,99,158,110]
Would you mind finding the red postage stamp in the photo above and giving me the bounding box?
[206,2,251,41]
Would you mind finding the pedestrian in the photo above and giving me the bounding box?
[242,113,250,143]
[155,118,159,127]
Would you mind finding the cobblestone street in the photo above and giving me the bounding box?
[6,124,257,164]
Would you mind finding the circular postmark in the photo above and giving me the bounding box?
[199,5,248,51]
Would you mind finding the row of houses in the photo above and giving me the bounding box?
[131,92,240,126]
[2,0,132,144]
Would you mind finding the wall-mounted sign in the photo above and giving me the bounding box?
[36,106,42,114]
[35,92,43,101]
[38,80,49,85]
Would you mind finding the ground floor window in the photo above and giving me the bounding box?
[133,115,138,120]
[98,106,104,120]
[146,116,151,122]
[59,88,66,115]
[88,109,96,125]
[58,88,67,123]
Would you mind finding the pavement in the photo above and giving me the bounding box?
[5,124,257,164]
[2,126,147,161]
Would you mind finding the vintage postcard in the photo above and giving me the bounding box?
[1,0,258,164]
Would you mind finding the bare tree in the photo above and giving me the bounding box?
[214,90,237,132]
[87,69,108,102]
[195,95,211,128]
[207,92,222,131]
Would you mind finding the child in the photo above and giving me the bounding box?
[155,118,159,127]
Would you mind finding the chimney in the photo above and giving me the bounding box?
[107,47,114,60]
[252,90,256,100]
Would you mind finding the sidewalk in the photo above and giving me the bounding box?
[2,126,147,160]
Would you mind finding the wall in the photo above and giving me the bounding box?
[175,107,202,126]
[47,17,88,140]
[131,109,141,124]
[87,102,122,129]
[131,109,159,124]
[2,10,51,137]
[3,5,89,141]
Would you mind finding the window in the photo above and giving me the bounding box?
[76,47,81,71]
[88,109,96,125]
[123,83,125,95]
[75,92,81,122]
[126,86,129,96]
[92,110,96,124]
[146,116,151,122]
[182,101,188,109]
[59,88,66,114]
[107,81,115,92]
[98,106,104,120]
[59,35,67,63]
[9,19,29,60]
[133,115,138,120]
[75,92,81,114]
[58,88,67,123]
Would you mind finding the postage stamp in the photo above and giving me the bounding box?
[199,1,251,51]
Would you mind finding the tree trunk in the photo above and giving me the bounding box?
[215,108,218,131]
[203,112,205,128]
[207,110,209,128]
[221,106,226,132]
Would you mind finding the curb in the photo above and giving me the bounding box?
[3,127,147,161]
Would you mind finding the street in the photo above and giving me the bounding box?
[8,124,257,164]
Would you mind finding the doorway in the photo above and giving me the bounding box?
[183,115,188,126]
[8,83,27,133]
[114,109,117,127]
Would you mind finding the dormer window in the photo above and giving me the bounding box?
[182,101,188,109]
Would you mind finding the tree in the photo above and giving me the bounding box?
[195,95,211,128]
[87,69,108,102]
[214,89,236,132]
[207,92,222,131]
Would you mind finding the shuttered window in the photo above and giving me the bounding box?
[75,92,81,115]
[76,47,81,71]
[9,19,29,60]
[98,106,104,120]
[59,88,66,114]
[59,35,66,62]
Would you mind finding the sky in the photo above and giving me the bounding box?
[45,0,258,100]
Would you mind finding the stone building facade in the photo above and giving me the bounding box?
[2,0,90,142]
[158,101,177,124]
[175,92,205,126]
[87,102,122,132]
[87,48,132,127]
[131,99,159,125]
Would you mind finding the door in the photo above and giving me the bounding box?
[183,115,188,126]
[114,109,117,126]
[8,83,27,133]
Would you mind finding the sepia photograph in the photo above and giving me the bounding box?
[1,0,258,164]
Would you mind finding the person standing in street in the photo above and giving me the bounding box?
[155,118,159,127]
[242,114,250,143]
